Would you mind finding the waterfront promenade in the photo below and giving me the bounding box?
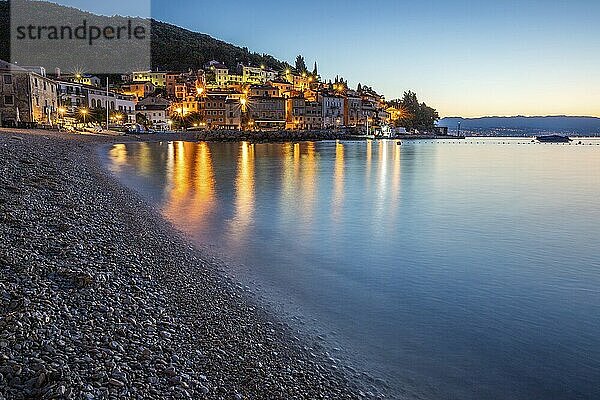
[0,129,376,399]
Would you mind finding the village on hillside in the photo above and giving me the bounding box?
[0,57,443,136]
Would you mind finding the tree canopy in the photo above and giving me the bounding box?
[389,91,439,132]
[295,55,308,73]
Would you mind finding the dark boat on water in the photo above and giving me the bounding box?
[536,135,572,143]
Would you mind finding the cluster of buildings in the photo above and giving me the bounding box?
[0,58,404,132]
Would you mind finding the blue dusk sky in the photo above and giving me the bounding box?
[46,0,600,117]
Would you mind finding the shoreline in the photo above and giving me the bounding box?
[0,129,385,399]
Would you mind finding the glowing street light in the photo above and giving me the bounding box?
[79,108,89,125]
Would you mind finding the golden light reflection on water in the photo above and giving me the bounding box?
[280,143,297,222]
[163,141,216,230]
[227,142,256,243]
[333,141,345,221]
[374,140,389,223]
[136,142,153,176]
[389,142,402,221]
[108,143,128,173]
[300,142,318,228]
[366,140,372,186]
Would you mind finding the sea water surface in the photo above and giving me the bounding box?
[105,138,600,399]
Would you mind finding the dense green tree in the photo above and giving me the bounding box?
[390,91,439,132]
[186,111,204,127]
[136,113,152,130]
[295,55,308,73]
[150,19,285,71]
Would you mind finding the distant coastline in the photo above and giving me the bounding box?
[438,116,600,136]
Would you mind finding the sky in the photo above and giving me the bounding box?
[45,0,600,117]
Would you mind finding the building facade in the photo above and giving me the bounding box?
[248,96,286,130]
[345,92,362,126]
[321,93,345,128]
[204,94,227,128]
[136,97,171,131]
[57,80,87,114]
[121,81,155,100]
[87,87,136,123]
[132,71,167,88]
[0,60,58,127]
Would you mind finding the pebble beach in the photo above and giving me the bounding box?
[0,130,373,399]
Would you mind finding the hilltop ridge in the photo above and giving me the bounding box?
[0,0,286,72]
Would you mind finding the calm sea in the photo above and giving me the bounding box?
[105,138,600,399]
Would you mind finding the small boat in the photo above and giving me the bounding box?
[536,135,572,143]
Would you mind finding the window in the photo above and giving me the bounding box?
[3,75,12,84]
[4,95,14,105]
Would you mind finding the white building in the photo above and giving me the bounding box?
[56,80,87,113]
[321,93,345,128]
[135,96,171,131]
[87,87,136,123]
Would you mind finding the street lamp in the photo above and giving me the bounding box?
[57,107,66,130]
[79,108,88,126]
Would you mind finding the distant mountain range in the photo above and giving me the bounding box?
[438,116,600,136]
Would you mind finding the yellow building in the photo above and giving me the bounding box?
[121,81,155,100]
[170,95,199,117]
[132,71,167,88]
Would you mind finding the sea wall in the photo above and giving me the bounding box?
[192,129,354,143]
